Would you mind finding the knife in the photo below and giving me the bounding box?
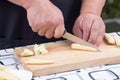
[62,31,100,52]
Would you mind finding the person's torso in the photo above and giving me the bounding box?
[0,0,81,49]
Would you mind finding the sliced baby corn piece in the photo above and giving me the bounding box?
[0,65,7,71]
[104,33,115,44]
[38,44,48,54]
[33,44,41,55]
[24,59,55,65]
[21,48,34,57]
[0,71,20,80]
[71,43,98,52]
[0,65,20,80]
[33,44,48,55]
[0,77,5,80]
[113,35,120,47]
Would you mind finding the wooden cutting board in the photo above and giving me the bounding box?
[14,40,120,76]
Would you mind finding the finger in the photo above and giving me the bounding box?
[31,23,40,32]
[82,17,93,41]
[95,22,105,46]
[73,20,83,39]
[28,16,42,32]
[54,23,65,38]
[95,32,105,46]
[88,19,100,45]
[38,20,55,36]
[45,26,56,39]
[38,26,48,36]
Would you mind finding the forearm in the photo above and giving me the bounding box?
[8,0,48,9]
[8,0,31,9]
[80,0,106,16]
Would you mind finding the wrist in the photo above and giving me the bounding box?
[22,0,33,9]
[80,10,101,16]
[80,5,102,16]
[80,0,106,16]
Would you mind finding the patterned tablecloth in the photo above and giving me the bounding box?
[0,32,120,80]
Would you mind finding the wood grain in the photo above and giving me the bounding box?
[14,40,120,76]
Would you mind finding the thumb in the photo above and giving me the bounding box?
[73,24,83,39]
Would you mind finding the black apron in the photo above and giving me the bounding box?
[0,0,81,49]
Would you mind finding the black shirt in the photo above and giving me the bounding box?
[0,0,81,49]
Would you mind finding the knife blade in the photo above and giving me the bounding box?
[62,31,100,52]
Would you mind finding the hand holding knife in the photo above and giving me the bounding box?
[62,31,100,52]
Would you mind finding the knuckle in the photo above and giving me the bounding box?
[28,21,33,27]
[54,33,62,38]
[45,34,52,39]
[30,24,39,32]
[31,27,36,32]
[54,16,63,23]
[48,20,56,25]
[32,21,39,27]
[38,31,44,36]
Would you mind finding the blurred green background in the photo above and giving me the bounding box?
[102,0,120,19]
[102,0,120,33]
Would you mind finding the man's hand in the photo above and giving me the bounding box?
[26,0,65,38]
[73,13,105,46]
[8,0,65,38]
